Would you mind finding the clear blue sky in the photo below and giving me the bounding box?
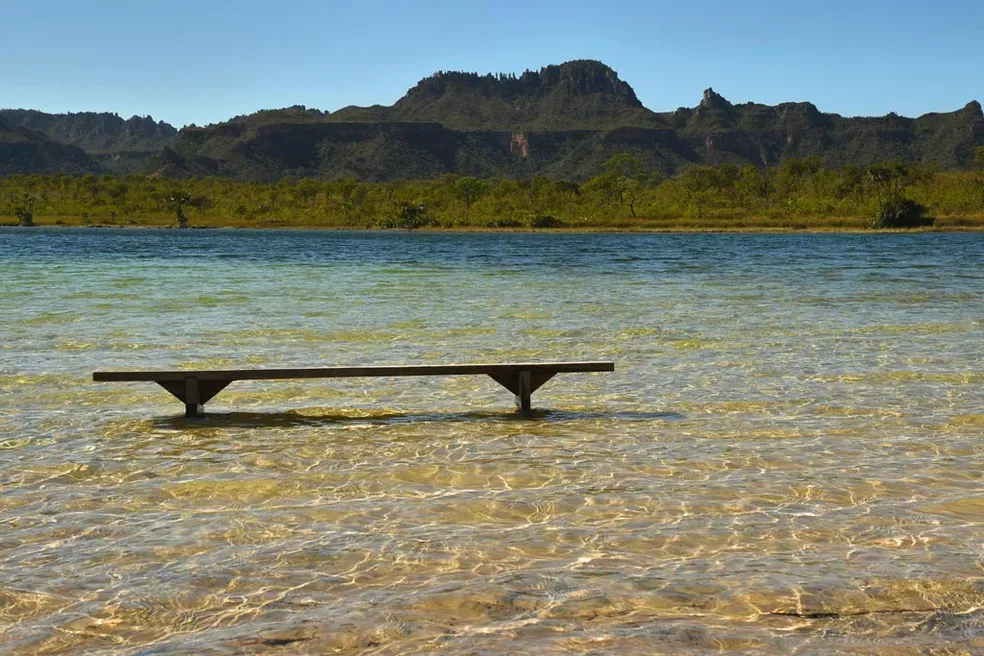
[1,0,980,128]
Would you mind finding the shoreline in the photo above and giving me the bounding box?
[3,220,984,234]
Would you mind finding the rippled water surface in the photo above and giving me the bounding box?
[2,228,984,654]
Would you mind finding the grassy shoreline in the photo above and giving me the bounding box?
[5,214,984,233]
[5,162,984,233]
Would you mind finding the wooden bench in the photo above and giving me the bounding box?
[92,361,615,417]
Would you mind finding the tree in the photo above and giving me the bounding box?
[583,171,621,205]
[551,180,580,201]
[867,164,894,209]
[166,191,191,228]
[453,177,485,211]
[871,198,931,228]
[867,160,932,228]
[15,195,36,227]
[868,160,919,212]
[715,164,741,206]
[525,175,550,206]
[737,165,775,208]
[293,178,321,208]
[592,153,647,217]
[604,153,643,179]
[328,179,367,223]
[835,164,865,201]
[680,166,718,219]
[107,181,129,217]
[397,203,430,230]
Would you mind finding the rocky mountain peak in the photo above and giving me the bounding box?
[402,60,640,105]
[541,60,639,101]
[123,115,178,138]
[700,88,733,110]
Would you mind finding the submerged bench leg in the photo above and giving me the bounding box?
[489,369,553,416]
[184,377,202,418]
[156,377,231,418]
[516,370,532,415]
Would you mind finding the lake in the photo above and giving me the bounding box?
[2,228,983,654]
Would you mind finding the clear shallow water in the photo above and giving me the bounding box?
[1,228,983,654]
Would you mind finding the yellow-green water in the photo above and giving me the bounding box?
[2,229,983,654]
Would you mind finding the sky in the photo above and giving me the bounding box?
[1,0,981,128]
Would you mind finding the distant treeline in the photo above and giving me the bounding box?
[3,152,984,230]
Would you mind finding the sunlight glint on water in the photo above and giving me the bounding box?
[1,229,983,654]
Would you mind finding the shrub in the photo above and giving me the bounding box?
[14,196,35,226]
[528,213,564,229]
[377,203,434,230]
[870,198,933,229]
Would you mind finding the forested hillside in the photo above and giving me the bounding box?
[3,60,982,181]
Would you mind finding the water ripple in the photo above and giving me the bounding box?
[1,229,983,654]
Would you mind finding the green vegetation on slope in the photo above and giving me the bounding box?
[4,152,984,231]
[3,61,981,181]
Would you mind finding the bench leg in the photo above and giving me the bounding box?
[516,370,532,415]
[488,370,555,416]
[184,377,202,418]
[156,378,231,418]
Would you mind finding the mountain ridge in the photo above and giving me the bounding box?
[0,114,100,176]
[2,60,981,180]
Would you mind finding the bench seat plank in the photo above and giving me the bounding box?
[93,361,613,382]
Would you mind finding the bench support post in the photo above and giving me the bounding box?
[184,377,202,418]
[489,369,553,415]
[155,377,232,417]
[516,370,532,415]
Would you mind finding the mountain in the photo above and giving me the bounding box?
[3,60,983,181]
[0,115,100,176]
[334,60,666,131]
[661,89,984,168]
[146,61,715,181]
[0,110,177,174]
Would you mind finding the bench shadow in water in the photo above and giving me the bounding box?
[149,408,684,430]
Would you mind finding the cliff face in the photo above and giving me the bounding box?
[156,120,703,182]
[0,110,177,173]
[0,115,101,175]
[3,61,983,180]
